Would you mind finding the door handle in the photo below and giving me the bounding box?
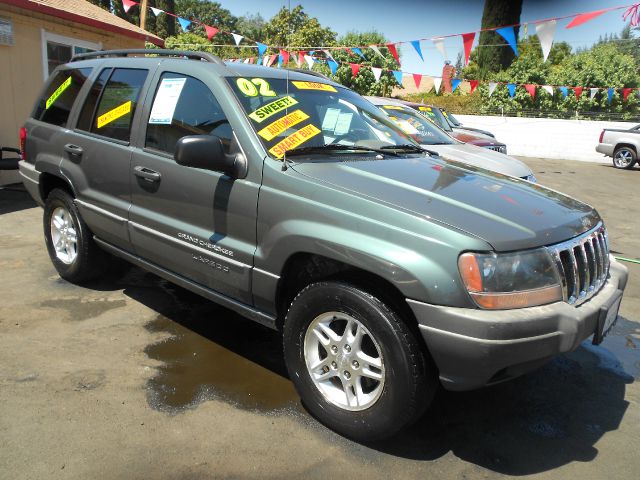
[64,144,83,156]
[134,165,161,182]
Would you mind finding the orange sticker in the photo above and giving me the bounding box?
[258,109,310,141]
[268,124,321,159]
[292,81,337,92]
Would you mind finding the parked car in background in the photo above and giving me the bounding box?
[398,100,508,154]
[596,125,640,169]
[440,107,496,139]
[366,96,535,181]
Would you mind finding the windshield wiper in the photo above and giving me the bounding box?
[380,144,440,157]
[285,144,398,157]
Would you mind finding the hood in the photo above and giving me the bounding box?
[290,156,600,252]
[453,126,495,138]
[452,130,500,146]
[427,143,532,179]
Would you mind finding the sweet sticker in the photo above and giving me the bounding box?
[46,76,72,109]
[268,124,321,158]
[97,101,132,129]
[249,96,298,123]
[292,81,337,92]
[257,109,309,141]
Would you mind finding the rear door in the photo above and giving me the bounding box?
[128,68,258,304]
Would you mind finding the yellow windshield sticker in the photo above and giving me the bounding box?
[258,109,309,141]
[419,106,433,112]
[268,124,321,159]
[382,105,404,110]
[292,81,337,92]
[236,77,277,97]
[96,100,132,129]
[45,76,72,110]
[249,96,298,123]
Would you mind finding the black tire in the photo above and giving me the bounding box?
[283,281,437,441]
[612,146,637,169]
[43,188,108,283]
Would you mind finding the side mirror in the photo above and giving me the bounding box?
[174,135,242,177]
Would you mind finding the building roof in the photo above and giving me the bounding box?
[0,0,164,45]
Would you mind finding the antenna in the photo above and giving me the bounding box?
[282,0,292,171]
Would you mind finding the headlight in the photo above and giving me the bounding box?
[458,249,563,309]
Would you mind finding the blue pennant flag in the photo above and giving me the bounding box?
[309,50,316,57]
[451,79,461,93]
[277,54,283,67]
[411,40,424,61]
[496,27,519,56]
[351,47,366,59]
[256,42,267,63]
[507,83,516,98]
[177,17,191,32]
[327,60,339,75]
[607,88,614,104]
[559,86,568,99]
[392,70,403,85]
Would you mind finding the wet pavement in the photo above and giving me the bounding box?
[0,158,639,479]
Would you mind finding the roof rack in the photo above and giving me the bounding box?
[70,49,224,65]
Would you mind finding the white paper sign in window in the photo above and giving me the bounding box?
[333,112,353,135]
[149,77,187,124]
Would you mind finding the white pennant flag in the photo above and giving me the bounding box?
[304,55,315,69]
[262,55,270,66]
[293,53,301,67]
[488,82,498,97]
[323,49,336,62]
[243,58,250,64]
[590,88,599,100]
[542,85,554,96]
[369,45,384,58]
[150,7,163,16]
[432,77,442,94]
[371,67,382,83]
[232,33,244,45]
[535,20,556,63]
[433,38,447,60]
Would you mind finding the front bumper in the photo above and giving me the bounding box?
[408,258,628,391]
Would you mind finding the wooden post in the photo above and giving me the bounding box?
[139,0,148,30]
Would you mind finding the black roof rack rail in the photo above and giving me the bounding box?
[70,49,224,65]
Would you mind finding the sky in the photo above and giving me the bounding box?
[213,0,633,75]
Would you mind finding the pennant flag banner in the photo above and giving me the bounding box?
[590,88,599,100]
[232,33,244,45]
[451,79,461,93]
[256,42,267,58]
[268,54,278,67]
[559,86,568,99]
[279,49,290,66]
[525,84,536,99]
[323,49,336,63]
[369,45,383,58]
[536,20,557,62]
[177,17,191,33]
[574,86,584,100]
[607,87,615,104]
[350,63,361,77]
[542,85,554,96]
[372,67,383,83]
[469,80,479,94]
[413,73,422,89]
[205,25,219,41]
[433,38,447,59]
[304,55,314,69]
[411,40,424,61]
[262,55,270,66]
[297,51,306,67]
[150,7,163,16]
[566,9,607,29]
[122,0,137,13]
[496,27,519,56]
[462,32,475,65]
[433,77,442,94]
[623,88,633,101]
[387,43,400,65]
[351,47,366,60]
[488,82,498,97]
[392,71,403,85]
[507,83,516,98]
[328,60,339,75]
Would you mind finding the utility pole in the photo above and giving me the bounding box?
[139,0,148,30]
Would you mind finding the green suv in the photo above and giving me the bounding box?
[19,50,628,441]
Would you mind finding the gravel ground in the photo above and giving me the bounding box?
[0,157,638,480]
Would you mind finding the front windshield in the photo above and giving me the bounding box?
[227,77,418,159]
[415,105,452,132]
[378,105,454,145]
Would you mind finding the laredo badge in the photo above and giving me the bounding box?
[249,96,298,123]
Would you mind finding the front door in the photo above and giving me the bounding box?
[129,71,258,304]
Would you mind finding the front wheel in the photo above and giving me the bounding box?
[283,281,437,441]
[612,147,637,169]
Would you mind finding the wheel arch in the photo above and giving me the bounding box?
[614,143,637,156]
[40,172,76,201]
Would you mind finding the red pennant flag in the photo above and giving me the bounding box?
[623,88,633,101]
[469,80,479,94]
[204,25,219,41]
[525,84,536,98]
[566,9,607,29]
[122,0,137,13]
[344,47,353,54]
[413,73,422,89]
[462,32,475,65]
[298,51,306,66]
[267,54,278,67]
[350,63,361,77]
[279,49,290,66]
[574,86,584,100]
[386,43,400,65]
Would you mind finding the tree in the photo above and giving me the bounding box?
[476,0,523,78]
[175,0,237,39]
[263,6,336,51]
[236,13,266,43]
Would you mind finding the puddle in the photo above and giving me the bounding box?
[144,309,299,414]
[39,297,127,321]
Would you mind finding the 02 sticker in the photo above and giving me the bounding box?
[268,124,321,158]
[257,109,309,141]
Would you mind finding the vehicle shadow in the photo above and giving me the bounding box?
[0,185,36,214]
[92,266,633,475]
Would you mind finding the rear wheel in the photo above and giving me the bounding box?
[612,146,637,169]
[283,281,437,441]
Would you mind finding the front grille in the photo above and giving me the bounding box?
[546,224,609,306]
[485,145,507,154]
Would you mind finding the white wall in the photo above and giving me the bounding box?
[456,115,636,162]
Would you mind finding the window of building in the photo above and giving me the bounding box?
[145,73,233,155]
[40,31,101,78]
[33,68,92,127]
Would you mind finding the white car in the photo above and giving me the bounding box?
[366,96,536,182]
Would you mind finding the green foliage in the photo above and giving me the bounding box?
[476,0,523,78]
[236,13,266,43]
[163,32,240,59]
[404,91,483,115]
[175,0,237,38]
[263,6,336,52]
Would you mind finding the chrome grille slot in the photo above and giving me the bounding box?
[546,224,609,306]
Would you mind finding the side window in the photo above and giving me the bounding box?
[145,73,233,154]
[33,68,92,127]
[77,68,148,142]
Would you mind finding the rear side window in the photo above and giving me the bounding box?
[77,68,148,142]
[34,68,92,127]
[145,73,233,154]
